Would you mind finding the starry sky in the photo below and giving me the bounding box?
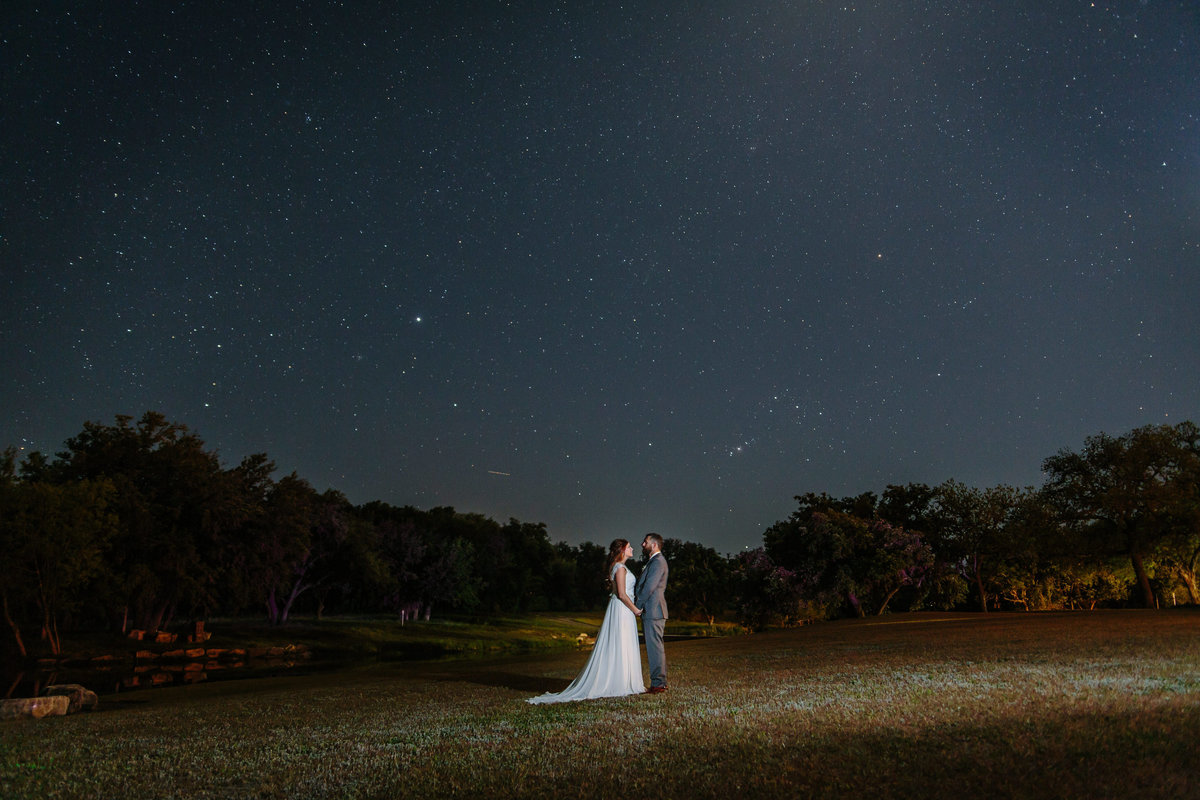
[3,1,1197,554]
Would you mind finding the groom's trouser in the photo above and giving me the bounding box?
[645,616,667,687]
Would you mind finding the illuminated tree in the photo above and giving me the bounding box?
[1042,422,1199,608]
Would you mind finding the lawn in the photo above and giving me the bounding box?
[2,610,1198,798]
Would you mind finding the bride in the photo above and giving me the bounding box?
[527,539,645,703]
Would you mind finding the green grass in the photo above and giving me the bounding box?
[3,610,1198,798]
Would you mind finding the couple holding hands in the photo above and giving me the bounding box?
[528,533,668,704]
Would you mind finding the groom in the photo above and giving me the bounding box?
[634,533,669,694]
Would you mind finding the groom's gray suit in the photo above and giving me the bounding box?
[635,551,669,689]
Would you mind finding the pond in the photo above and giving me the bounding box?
[2,646,331,700]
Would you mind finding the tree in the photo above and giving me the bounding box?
[1041,556,1132,610]
[935,481,1028,613]
[571,541,609,610]
[371,516,427,621]
[0,466,117,655]
[541,542,589,611]
[663,538,733,625]
[807,510,933,617]
[44,412,249,631]
[732,548,805,629]
[765,494,933,618]
[879,483,967,610]
[1042,422,1198,608]
[423,508,510,612]
[275,489,359,624]
[254,474,320,625]
[1151,422,1200,603]
[362,503,484,620]
[1155,524,1200,605]
[415,535,478,618]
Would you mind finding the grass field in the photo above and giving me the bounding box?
[2,610,1198,798]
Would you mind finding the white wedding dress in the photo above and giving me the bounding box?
[527,562,645,703]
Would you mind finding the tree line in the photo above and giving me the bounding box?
[737,420,1200,627]
[2,412,1197,655]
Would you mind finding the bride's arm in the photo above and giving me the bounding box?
[613,565,641,615]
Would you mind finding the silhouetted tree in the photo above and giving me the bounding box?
[572,541,609,610]
[0,457,117,654]
[662,538,733,625]
[36,412,245,632]
[935,481,1028,612]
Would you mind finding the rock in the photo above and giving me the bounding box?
[135,650,158,661]
[1,695,70,720]
[128,629,146,640]
[41,684,99,714]
[153,631,176,644]
[187,621,211,643]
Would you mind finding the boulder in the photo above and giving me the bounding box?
[41,684,99,714]
[1,695,70,720]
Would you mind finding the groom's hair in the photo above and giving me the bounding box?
[645,532,664,550]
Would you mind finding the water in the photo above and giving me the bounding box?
[3,649,322,699]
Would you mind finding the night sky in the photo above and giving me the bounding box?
[3,1,1197,554]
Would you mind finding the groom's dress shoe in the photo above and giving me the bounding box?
[645,686,668,694]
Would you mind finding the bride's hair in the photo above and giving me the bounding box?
[604,539,629,594]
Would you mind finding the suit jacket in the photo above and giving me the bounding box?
[635,552,669,620]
